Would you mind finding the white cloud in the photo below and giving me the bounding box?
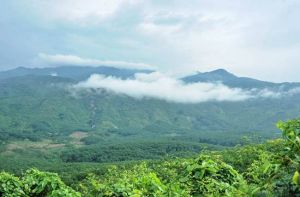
[74,72,254,103]
[286,87,300,96]
[29,0,141,24]
[138,22,182,36]
[35,53,155,70]
[73,72,300,103]
[3,0,300,82]
[50,72,58,77]
[251,87,300,99]
[136,1,300,82]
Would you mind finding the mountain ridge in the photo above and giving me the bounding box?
[0,66,154,81]
[1,66,299,90]
[182,69,300,89]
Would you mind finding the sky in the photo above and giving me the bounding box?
[0,0,300,82]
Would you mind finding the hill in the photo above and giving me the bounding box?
[0,66,300,172]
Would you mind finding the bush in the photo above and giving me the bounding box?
[0,169,80,197]
[0,172,25,197]
[180,155,246,196]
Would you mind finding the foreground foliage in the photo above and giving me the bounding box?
[1,118,300,196]
[0,169,80,197]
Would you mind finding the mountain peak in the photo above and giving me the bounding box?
[202,69,235,77]
[15,66,28,70]
[182,68,274,88]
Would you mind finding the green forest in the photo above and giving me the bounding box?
[1,118,300,196]
[0,68,300,196]
[0,69,300,197]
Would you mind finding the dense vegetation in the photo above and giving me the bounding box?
[1,118,300,196]
[1,67,300,195]
[1,72,300,171]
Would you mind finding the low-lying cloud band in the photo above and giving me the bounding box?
[74,72,254,103]
[73,72,300,103]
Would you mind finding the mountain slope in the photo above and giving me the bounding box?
[0,66,300,164]
[0,73,299,144]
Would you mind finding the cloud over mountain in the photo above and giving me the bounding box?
[74,72,253,103]
[74,72,300,103]
[36,53,155,70]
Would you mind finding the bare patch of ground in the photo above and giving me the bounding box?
[3,140,65,154]
[69,131,89,147]
[70,131,88,139]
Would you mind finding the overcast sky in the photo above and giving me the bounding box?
[0,0,299,82]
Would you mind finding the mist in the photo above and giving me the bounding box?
[74,72,251,103]
[73,72,300,103]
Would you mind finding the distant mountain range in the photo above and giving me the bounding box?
[1,66,299,90]
[0,66,153,81]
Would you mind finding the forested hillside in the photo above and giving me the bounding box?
[0,67,300,177]
[1,118,300,196]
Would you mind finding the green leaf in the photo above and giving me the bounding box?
[293,171,299,185]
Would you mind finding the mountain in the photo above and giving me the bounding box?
[182,69,300,89]
[2,67,298,89]
[0,66,300,166]
[0,66,153,81]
